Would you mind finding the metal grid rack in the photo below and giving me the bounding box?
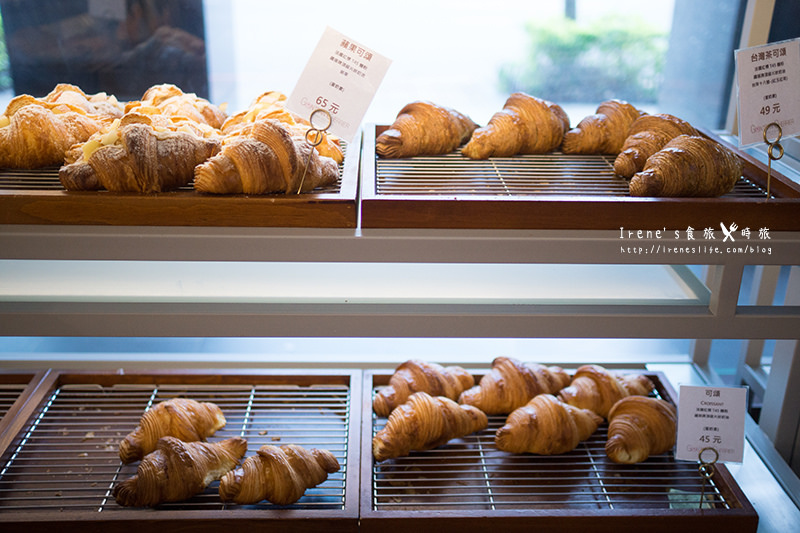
[0,382,350,512]
[360,370,758,533]
[0,385,28,420]
[374,151,769,198]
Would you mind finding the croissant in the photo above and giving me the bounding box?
[495,394,603,455]
[0,84,123,168]
[373,360,475,417]
[461,92,569,159]
[126,83,227,129]
[629,134,742,197]
[59,121,220,192]
[113,436,247,507]
[219,444,340,505]
[458,356,571,415]
[376,101,478,158]
[561,100,643,155]
[606,396,677,464]
[557,364,654,419]
[613,113,698,178]
[194,118,338,194]
[119,398,226,464]
[373,391,488,461]
[222,91,343,164]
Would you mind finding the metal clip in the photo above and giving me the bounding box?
[697,446,719,509]
[297,109,333,194]
[762,122,783,200]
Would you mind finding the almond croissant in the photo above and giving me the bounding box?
[194,118,339,194]
[126,83,227,129]
[458,356,571,415]
[606,396,677,464]
[58,121,220,192]
[376,101,478,158]
[557,364,654,419]
[561,99,643,155]
[373,359,475,417]
[495,394,602,455]
[613,113,698,178]
[219,444,340,505]
[113,436,247,507]
[462,92,569,159]
[0,84,122,168]
[119,398,226,464]
[373,391,488,461]
[628,134,742,197]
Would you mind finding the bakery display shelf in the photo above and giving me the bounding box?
[360,370,758,533]
[0,136,359,228]
[0,369,361,533]
[0,371,39,423]
[360,124,800,230]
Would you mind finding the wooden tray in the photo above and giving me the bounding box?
[360,124,800,230]
[0,369,361,533]
[360,368,758,533]
[0,370,41,427]
[0,135,360,228]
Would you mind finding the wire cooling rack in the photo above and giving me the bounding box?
[0,381,351,513]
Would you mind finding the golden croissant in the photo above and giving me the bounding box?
[458,356,571,415]
[461,92,569,159]
[606,396,677,464]
[495,394,603,455]
[613,113,698,178]
[113,436,247,507]
[561,99,643,155]
[219,444,340,505]
[557,364,654,419]
[376,101,478,158]
[222,91,343,164]
[126,83,227,129]
[372,391,488,461]
[119,398,227,464]
[58,121,220,192]
[194,118,339,194]
[629,134,742,197]
[0,84,122,168]
[373,359,475,417]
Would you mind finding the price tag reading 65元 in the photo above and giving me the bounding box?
[287,26,391,143]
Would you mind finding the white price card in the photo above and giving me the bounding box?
[287,27,391,143]
[735,37,800,147]
[676,385,747,463]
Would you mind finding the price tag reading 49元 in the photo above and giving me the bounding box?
[287,26,391,143]
[676,385,747,463]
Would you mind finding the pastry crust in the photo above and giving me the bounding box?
[461,92,569,159]
[606,396,677,464]
[561,99,643,155]
[614,113,698,178]
[376,101,478,158]
[557,364,654,419]
[373,360,475,417]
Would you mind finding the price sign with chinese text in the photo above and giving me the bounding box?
[676,385,747,463]
[287,26,391,142]
[735,37,800,147]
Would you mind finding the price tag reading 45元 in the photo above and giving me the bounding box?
[287,26,391,143]
[676,385,747,463]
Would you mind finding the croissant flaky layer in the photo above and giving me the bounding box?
[119,398,227,464]
[59,122,221,192]
[194,119,339,194]
[461,92,569,159]
[606,396,677,464]
[373,360,475,417]
[561,99,643,155]
[219,444,340,505]
[495,394,603,455]
[629,135,743,197]
[113,436,247,507]
[373,391,488,461]
[614,113,698,178]
[0,84,123,168]
[557,364,655,419]
[376,101,478,158]
[458,356,571,415]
